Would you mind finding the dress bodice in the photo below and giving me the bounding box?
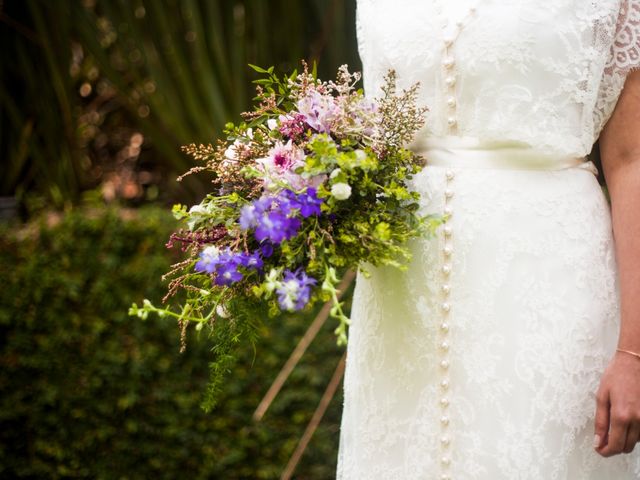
[356,0,640,157]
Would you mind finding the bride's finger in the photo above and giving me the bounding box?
[623,422,640,454]
[599,412,629,457]
[594,390,610,450]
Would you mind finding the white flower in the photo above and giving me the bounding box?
[354,149,367,162]
[331,182,352,200]
[216,304,231,318]
[202,245,221,258]
[267,118,278,130]
[224,140,242,161]
[246,127,254,139]
[264,268,283,293]
[329,168,342,179]
[279,279,300,311]
[188,204,208,230]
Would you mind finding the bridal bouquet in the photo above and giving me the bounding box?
[130,61,439,408]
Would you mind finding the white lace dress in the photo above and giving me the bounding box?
[336,1,640,479]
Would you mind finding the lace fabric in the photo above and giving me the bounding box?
[337,1,640,478]
[355,0,640,157]
[337,165,640,479]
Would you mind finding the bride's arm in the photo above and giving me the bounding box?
[595,69,640,457]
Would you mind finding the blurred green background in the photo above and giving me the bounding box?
[1,0,359,478]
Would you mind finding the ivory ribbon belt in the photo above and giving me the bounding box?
[412,136,599,176]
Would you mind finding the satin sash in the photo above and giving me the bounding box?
[412,136,599,176]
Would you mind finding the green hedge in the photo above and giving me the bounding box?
[0,206,346,479]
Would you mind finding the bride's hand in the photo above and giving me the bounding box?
[594,351,640,457]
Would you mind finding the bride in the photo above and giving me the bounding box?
[336,0,640,478]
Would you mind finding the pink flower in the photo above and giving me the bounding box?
[278,113,307,139]
[256,140,326,191]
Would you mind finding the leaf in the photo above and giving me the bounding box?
[247,63,271,74]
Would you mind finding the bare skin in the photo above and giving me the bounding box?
[595,69,640,457]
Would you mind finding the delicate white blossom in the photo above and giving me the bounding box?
[331,182,352,200]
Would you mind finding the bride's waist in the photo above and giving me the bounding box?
[411,136,598,175]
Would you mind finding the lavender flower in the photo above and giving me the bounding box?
[276,268,317,311]
[296,91,338,133]
[239,197,275,231]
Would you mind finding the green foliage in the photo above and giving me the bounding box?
[0,206,345,479]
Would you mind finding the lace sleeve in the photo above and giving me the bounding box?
[594,0,640,139]
[606,0,640,75]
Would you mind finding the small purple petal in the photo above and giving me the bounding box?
[214,263,244,286]
[259,241,274,258]
[276,268,317,311]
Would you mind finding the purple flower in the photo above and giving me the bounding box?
[275,189,299,215]
[255,211,301,244]
[296,91,338,133]
[295,188,323,217]
[239,197,275,231]
[237,250,264,270]
[276,188,323,218]
[195,246,247,286]
[259,241,274,258]
[238,189,321,246]
[276,268,317,311]
[194,246,222,274]
[239,205,259,230]
[214,262,243,286]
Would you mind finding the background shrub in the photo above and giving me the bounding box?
[0,206,346,479]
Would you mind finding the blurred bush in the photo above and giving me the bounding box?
[0,206,345,479]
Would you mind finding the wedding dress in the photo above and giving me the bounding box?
[336,1,640,479]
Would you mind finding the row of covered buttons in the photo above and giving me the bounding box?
[438,169,455,480]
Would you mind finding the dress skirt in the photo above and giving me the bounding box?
[335,146,640,479]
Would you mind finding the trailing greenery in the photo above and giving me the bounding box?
[0,206,346,479]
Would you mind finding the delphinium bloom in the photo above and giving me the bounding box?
[237,250,264,270]
[239,189,324,245]
[276,268,317,311]
[195,246,264,286]
[279,188,323,218]
[194,246,222,274]
[254,211,301,244]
